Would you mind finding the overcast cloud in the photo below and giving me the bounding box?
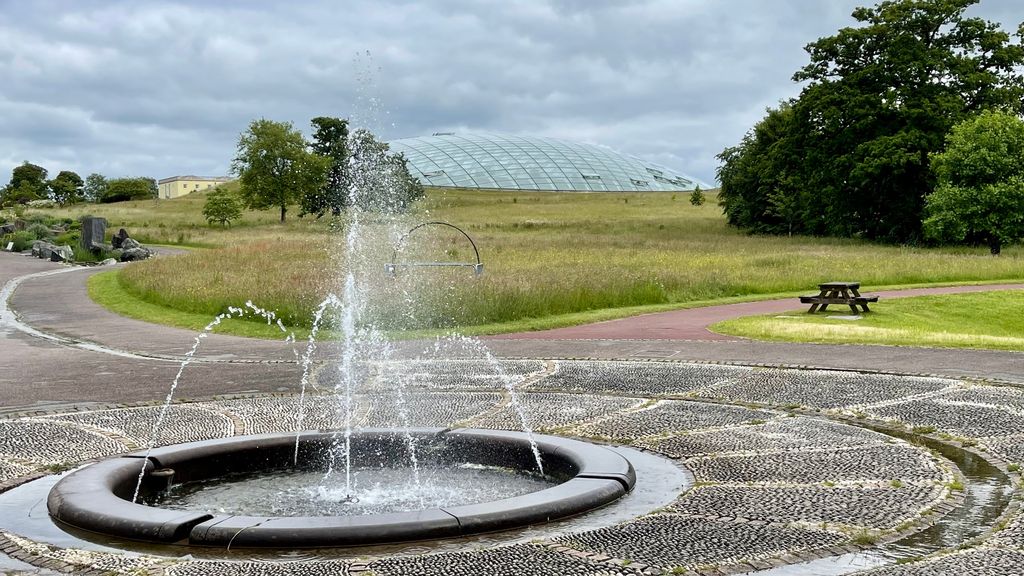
[1,0,1021,187]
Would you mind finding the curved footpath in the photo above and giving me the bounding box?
[2,252,1023,415]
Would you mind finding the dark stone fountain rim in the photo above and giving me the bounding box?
[46,428,636,548]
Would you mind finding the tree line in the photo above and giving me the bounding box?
[717,0,1024,253]
[228,116,423,223]
[0,163,157,207]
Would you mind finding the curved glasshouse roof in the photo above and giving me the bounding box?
[388,132,700,192]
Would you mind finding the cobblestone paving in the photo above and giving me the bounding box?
[0,420,126,465]
[685,443,947,484]
[939,386,1024,411]
[637,416,883,458]
[536,361,751,396]
[990,507,1024,549]
[359,391,501,427]
[672,485,947,530]
[557,514,847,570]
[40,405,233,446]
[470,393,644,431]
[2,360,1023,576]
[0,460,29,484]
[209,395,358,434]
[374,359,545,391]
[167,560,355,576]
[978,435,1024,465]
[370,544,644,576]
[572,400,775,440]
[708,369,955,409]
[868,398,1024,439]
[862,547,1024,575]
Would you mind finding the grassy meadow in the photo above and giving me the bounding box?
[711,291,1024,351]
[33,187,1024,336]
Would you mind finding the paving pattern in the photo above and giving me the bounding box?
[1,360,1023,576]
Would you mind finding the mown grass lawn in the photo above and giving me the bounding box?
[711,290,1024,351]
[36,188,1024,336]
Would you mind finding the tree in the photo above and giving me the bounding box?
[202,188,243,226]
[232,119,329,222]
[1,162,48,206]
[102,177,156,203]
[302,116,350,218]
[347,128,424,213]
[718,103,813,235]
[923,111,1024,254]
[689,185,705,206]
[48,170,84,206]
[83,173,109,203]
[718,0,1024,242]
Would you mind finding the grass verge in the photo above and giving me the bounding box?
[711,290,1024,351]
[88,270,316,341]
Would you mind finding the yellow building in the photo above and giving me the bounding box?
[157,175,234,199]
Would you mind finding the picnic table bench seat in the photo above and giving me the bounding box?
[800,281,878,313]
[799,294,879,305]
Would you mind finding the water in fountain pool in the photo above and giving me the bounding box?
[144,463,555,517]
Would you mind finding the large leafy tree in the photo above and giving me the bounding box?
[1,161,48,205]
[48,170,84,206]
[83,173,109,203]
[232,119,329,222]
[102,177,156,203]
[347,129,424,214]
[924,110,1024,254]
[719,0,1024,242]
[302,116,350,218]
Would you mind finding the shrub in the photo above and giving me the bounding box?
[54,231,80,246]
[26,222,52,240]
[3,231,37,251]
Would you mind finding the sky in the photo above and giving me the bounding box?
[1,0,1021,188]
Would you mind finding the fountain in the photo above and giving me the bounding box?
[47,429,634,547]
[43,111,639,550]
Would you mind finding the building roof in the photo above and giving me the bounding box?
[158,175,234,184]
[388,132,700,192]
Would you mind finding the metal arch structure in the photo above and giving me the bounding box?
[384,221,484,277]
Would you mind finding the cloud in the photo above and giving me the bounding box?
[0,0,1020,186]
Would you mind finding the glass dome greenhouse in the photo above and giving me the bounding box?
[388,132,700,192]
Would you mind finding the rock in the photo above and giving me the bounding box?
[120,247,153,262]
[80,217,108,251]
[32,240,57,260]
[120,237,142,250]
[49,245,74,262]
[0,223,15,235]
[111,228,130,249]
[100,258,118,266]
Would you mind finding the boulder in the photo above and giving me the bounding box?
[32,240,57,260]
[120,247,153,262]
[100,258,118,266]
[80,217,107,251]
[120,237,142,251]
[0,223,15,235]
[49,245,74,262]
[111,228,131,249]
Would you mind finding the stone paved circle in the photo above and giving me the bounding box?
[1,359,1022,576]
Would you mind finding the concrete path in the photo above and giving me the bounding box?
[0,254,301,414]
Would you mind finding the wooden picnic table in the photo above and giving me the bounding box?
[799,281,879,314]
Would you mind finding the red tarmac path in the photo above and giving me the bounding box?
[491,283,1024,341]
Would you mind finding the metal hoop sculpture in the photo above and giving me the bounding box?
[384,221,483,277]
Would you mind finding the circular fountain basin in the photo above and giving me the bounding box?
[47,428,635,548]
